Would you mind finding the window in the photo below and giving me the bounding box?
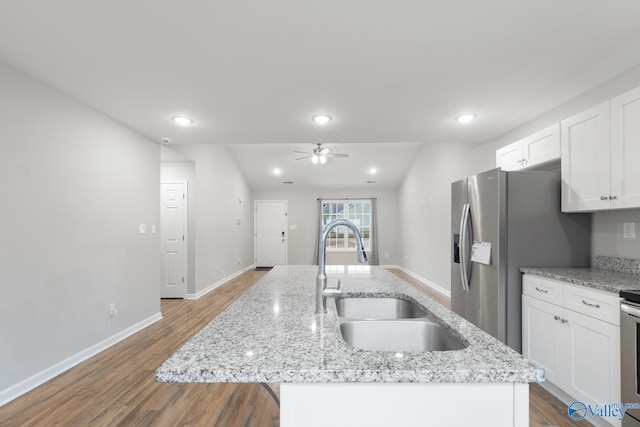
[321,200,371,252]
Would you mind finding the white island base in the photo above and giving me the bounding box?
[281,382,529,427]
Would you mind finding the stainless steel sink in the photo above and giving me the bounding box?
[339,320,468,352]
[335,297,427,320]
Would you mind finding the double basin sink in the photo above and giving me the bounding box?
[335,296,468,353]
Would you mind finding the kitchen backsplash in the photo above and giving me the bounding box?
[595,255,640,275]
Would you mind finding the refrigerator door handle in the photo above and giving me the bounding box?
[459,203,471,291]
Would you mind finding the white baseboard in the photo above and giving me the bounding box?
[0,312,163,407]
[396,266,451,300]
[186,265,255,300]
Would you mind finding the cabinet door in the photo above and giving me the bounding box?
[496,141,523,171]
[521,123,560,168]
[560,102,611,212]
[563,309,620,418]
[522,295,564,386]
[611,86,640,209]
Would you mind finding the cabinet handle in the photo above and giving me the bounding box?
[600,196,608,200]
[535,287,548,294]
[561,318,568,324]
[582,299,600,309]
[554,315,561,321]
[609,195,617,200]
[521,158,528,164]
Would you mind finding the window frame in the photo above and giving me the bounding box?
[321,199,372,253]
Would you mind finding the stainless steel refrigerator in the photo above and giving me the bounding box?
[451,168,591,353]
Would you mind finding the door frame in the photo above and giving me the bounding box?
[161,179,188,298]
[254,200,288,267]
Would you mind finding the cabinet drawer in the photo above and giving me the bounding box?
[523,275,563,306]
[563,284,620,325]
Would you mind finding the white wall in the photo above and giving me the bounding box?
[398,142,473,291]
[0,63,161,393]
[166,145,253,294]
[160,160,197,294]
[252,189,399,266]
[398,62,640,293]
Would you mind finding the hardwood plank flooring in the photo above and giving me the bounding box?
[0,268,583,426]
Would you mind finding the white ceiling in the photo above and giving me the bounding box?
[2,1,640,189]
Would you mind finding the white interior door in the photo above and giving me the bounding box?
[255,200,287,267]
[161,181,187,298]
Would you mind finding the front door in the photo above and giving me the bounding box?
[255,201,287,267]
[161,181,187,298]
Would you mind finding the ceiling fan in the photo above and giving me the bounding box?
[294,143,349,164]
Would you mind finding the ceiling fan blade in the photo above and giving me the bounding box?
[327,153,349,158]
[293,151,312,155]
[295,155,313,160]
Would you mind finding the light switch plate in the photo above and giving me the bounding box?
[623,222,635,239]
[139,223,147,234]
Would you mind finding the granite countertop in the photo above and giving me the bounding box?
[521,257,640,295]
[156,266,542,384]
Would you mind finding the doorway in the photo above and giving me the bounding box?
[254,200,288,267]
[160,180,188,298]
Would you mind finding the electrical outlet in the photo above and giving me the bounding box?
[109,303,118,316]
[624,223,636,239]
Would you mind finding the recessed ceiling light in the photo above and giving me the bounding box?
[273,168,282,175]
[312,114,332,125]
[369,167,377,175]
[455,114,477,124]
[172,116,194,126]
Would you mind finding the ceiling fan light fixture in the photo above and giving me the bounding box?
[319,155,327,164]
[311,155,319,164]
[312,114,332,125]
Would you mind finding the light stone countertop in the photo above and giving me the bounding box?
[156,266,543,384]
[520,267,640,295]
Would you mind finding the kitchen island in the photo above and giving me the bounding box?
[157,266,542,426]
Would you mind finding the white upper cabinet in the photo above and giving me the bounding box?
[495,140,523,171]
[496,124,560,171]
[561,85,640,212]
[560,102,611,212]
[610,86,640,208]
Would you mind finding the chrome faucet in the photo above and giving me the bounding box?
[316,219,367,314]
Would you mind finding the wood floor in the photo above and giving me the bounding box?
[0,268,582,426]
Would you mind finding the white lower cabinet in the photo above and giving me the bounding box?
[522,275,621,427]
[563,308,620,410]
[522,295,564,385]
